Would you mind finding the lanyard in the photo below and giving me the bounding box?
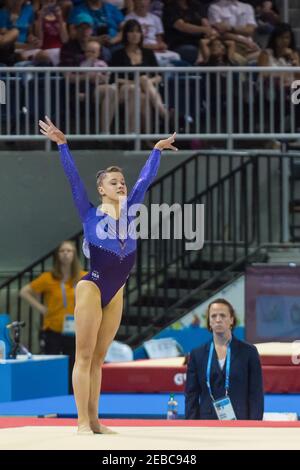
[206,341,231,401]
[60,282,75,310]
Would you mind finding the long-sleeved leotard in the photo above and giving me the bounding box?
[58,143,161,307]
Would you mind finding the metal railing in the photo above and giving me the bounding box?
[283,0,290,23]
[1,148,300,350]
[1,66,300,149]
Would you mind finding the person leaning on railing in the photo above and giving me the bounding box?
[19,240,87,393]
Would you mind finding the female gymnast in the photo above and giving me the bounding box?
[39,116,177,434]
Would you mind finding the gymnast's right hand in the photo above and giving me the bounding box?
[39,116,67,145]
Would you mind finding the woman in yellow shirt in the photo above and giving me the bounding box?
[20,240,86,392]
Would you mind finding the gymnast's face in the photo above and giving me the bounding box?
[209,303,234,335]
[98,172,128,202]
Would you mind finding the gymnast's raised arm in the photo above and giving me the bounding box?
[39,116,92,222]
[128,132,178,207]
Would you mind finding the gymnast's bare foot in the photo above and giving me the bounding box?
[77,422,93,436]
[77,424,93,435]
[90,420,118,434]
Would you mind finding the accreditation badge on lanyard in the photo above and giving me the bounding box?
[206,342,237,420]
[61,282,75,335]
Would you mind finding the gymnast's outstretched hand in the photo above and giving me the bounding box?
[154,132,178,152]
[39,116,67,145]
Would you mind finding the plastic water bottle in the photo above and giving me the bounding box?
[0,340,6,360]
[167,393,178,420]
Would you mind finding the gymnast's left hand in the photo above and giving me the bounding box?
[154,132,178,151]
[39,116,67,145]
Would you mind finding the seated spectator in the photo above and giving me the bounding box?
[257,23,300,133]
[125,0,180,66]
[80,37,107,66]
[68,0,124,50]
[258,23,299,76]
[60,12,94,65]
[256,1,280,33]
[163,0,217,65]
[80,39,117,132]
[19,240,87,393]
[33,0,68,65]
[111,19,169,133]
[0,13,18,65]
[4,0,37,48]
[197,37,244,65]
[254,1,280,48]
[195,38,242,133]
[208,0,260,63]
[60,16,116,132]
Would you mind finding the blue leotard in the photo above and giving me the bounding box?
[58,143,161,307]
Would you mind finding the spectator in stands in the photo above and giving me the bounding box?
[254,1,280,48]
[197,37,244,64]
[125,0,180,65]
[111,19,169,133]
[208,0,260,63]
[0,1,41,63]
[257,23,300,135]
[0,2,19,65]
[256,1,280,33]
[60,15,117,133]
[33,0,69,65]
[60,12,94,65]
[0,30,18,64]
[194,37,243,133]
[80,37,107,67]
[3,0,36,47]
[258,22,299,70]
[68,0,124,50]
[185,298,264,420]
[163,0,217,65]
[20,240,87,393]
[80,39,118,132]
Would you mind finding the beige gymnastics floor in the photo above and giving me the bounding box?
[1,426,300,450]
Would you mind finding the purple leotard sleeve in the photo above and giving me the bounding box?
[127,148,161,207]
[58,143,92,222]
